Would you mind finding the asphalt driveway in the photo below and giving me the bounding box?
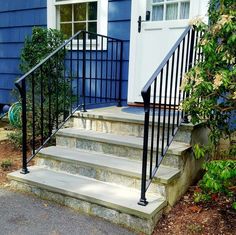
[0,187,136,235]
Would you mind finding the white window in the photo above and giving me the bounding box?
[150,0,190,21]
[47,0,108,39]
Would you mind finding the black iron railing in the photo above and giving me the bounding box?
[15,31,123,174]
[138,26,203,206]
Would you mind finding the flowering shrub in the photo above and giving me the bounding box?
[183,0,236,158]
[183,0,236,209]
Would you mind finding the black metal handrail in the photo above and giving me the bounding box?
[139,26,203,206]
[15,30,123,174]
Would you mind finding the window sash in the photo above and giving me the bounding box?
[151,0,190,21]
[57,1,98,39]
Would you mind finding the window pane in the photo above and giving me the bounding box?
[88,2,97,20]
[166,3,178,20]
[88,22,97,39]
[60,23,72,38]
[74,22,86,33]
[60,5,72,22]
[152,5,164,21]
[180,2,190,19]
[74,3,86,21]
[153,0,164,3]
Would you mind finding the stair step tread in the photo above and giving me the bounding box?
[8,166,166,219]
[57,128,191,155]
[74,107,195,130]
[39,146,181,184]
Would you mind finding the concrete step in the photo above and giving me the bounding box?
[37,146,180,194]
[8,166,167,235]
[56,128,191,168]
[72,107,203,144]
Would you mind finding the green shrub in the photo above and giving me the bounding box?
[13,27,74,149]
[183,0,236,158]
[182,0,236,208]
[1,160,13,171]
[7,131,22,149]
[194,160,236,209]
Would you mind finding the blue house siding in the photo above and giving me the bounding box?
[0,0,47,105]
[108,0,131,101]
[0,0,131,105]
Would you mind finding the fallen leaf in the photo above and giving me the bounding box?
[189,205,202,213]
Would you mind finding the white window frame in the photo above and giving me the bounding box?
[147,0,191,22]
[47,0,108,49]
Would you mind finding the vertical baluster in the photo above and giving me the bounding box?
[115,41,119,101]
[40,66,44,145]
[198,31,202,62]
[105,37,108,101]
[48,59,52,137]
[77,34,80,107]
[118,41,123,107]
[150,79,157,179]
[156,69,163,167]
[110,39,114,100]
[95,35,98,103]
[100,36,104,102]
[56,53,59,129]
[31,73,35,155]
[70,40,73,114]
[82,31,87,112]
[90,36,92,103]
[172,45,180,134]
[177,38,185,126]
[162,62,169,156]
[167,53,175,144]
[194,28,199,65]
[63,46,67,120]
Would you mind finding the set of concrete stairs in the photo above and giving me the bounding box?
[8,106,208,234]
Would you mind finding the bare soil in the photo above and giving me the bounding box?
[0,137,235,235]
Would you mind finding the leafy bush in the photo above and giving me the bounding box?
[194,160,236,209]
[7,131,22,149]
[1,159,13,171]
[183,0,236,158]
[183,0,236,208]
[11,27,73,148]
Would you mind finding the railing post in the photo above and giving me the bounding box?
[138,88,151,206]
[16,80,29,174]
[82,31,87,112]
[117,41,123,107]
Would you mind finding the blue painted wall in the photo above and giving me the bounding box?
[0,0,47,105]
[0,0,131,105]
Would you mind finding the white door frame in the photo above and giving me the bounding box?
[127,0,209,104]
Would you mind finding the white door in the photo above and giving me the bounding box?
[128,0,209,103]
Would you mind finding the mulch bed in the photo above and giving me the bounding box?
[153,186,236,235]
[0,140,22,185]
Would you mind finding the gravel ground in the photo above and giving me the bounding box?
[0,187,136,235]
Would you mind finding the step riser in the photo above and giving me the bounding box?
[9,179,163,235]
[36,156,167,196]
[56,135,183,169]
[73,117,192,144]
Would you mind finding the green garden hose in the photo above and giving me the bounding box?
[8,102,22,128]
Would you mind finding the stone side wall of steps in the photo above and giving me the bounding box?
[8,107,209,234]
